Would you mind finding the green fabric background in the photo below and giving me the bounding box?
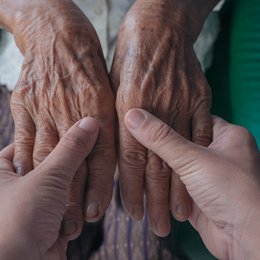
[179,0,260,259]
[229,0,260,147]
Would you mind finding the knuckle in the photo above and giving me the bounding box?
[89,144,115,159]
[146,153,160,167]
[14,149,31,165]
[88,161,114,174]
[33,157,42,167]
[62,131,84,151]
[14,144,32,155]
[146,154,171,179]
[146,170,170,183]
[194,96,211,112]
[147,123,173,147]
[228,125,254,145]
[34,145,53,159]
[199,85,212,98]
[15,128,34,140]
[193,130,212,146]
[88,148,116,172]
[11,85,30,106]
[121,149,146,168]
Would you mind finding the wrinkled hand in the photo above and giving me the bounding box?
[0,118,99,260]
[111,0,212,235]
[11,0,116,236]
[125,109,260,259]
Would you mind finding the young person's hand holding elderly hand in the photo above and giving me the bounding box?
[125,109,260,259]
[1,112,260,260]
[111,0,221,235]
[0,117,99,260]
[0,0,116,236]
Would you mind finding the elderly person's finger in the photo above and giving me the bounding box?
[145,151,171,237]
[170,173,192,221]
[192,72,212,147]
[37,118,99,239]
[33,120,59,168]
[62,162,87,239]
[170,118,192,221]
[33,116,87,239]
[57,122,88,238]
[118,121,146,221]
[85,122,116,222]
[11,103,35,175]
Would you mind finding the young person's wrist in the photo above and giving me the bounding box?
[235,209,260,259]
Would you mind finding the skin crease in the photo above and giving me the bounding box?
[125,109,260,260]
[111,0,220,235]
[0,0,116,239]
[0,117,100,260]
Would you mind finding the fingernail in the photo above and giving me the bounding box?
[125,109,145,129]
[86,203,99,220]
[16,166,23,175]
[78,117,98,133]
[151,219,170,237]
[175,205,189,221]
[16,166,25,176]
[176,205,184,215]
[63,220,78,236]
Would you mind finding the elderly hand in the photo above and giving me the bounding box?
[111,0,214,235]
[125,109,260,259]
[9,0,116,235]
[0,117,99,260]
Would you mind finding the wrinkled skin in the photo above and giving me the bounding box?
[10,1,116,237]
[111,0,212,236]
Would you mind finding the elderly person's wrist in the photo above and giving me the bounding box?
[14,0,75,54]
[0,0,21,31]
[169,0,221,42]
[0,0,66,31]
[0,0,78,54]
[183,0,221,42]
[132,0,221,43]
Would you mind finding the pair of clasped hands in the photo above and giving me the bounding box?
[1,0,260,259]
